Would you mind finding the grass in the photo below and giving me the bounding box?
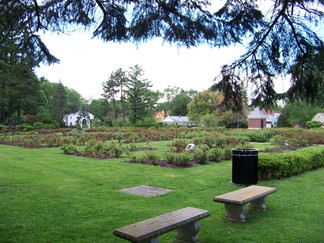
[0,144,323,242]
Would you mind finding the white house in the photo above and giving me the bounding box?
[63,111,94,127]
[312,113,324,126]
[262,109,281,128]
[162,116,195,126]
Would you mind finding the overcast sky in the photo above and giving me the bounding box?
[35,1,295,101]
[35,31,251,100]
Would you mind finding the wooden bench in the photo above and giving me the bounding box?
[113,207,211,242]
[213,185,277,222]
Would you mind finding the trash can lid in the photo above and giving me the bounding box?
[232,148,259,155]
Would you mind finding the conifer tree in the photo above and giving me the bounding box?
[53,82,67,126]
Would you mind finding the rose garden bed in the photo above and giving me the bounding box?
[1,127,323,180]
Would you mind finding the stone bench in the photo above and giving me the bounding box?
[113,207,211,242]
[213,185,277,222]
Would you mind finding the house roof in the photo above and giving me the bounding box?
[313,112,324,117]
[261,109,281,116]
[65,111,94,118]
[163,116,192,123]
[169,116,190,123]
[312,113,324,123]
[247,107,267,119]
[153,110,168,117]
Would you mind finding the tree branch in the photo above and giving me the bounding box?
[32,0,46,31]
[93,0,107,37]
[282,13,306,55]
[229,1,290,69]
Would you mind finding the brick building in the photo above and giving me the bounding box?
[247,107,267,129]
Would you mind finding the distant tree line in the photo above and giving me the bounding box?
[0,62,323,129]
[0,75,84,127]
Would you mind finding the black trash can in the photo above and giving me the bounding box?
[232,148,259,185]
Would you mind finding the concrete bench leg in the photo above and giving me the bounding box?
[142,237,159,243]
[224,204,246,222]
[175,221,200,243]
[250,196,267,211]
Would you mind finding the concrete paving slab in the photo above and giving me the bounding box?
[118,185,173,197]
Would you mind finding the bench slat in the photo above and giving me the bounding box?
[213,185,277,205]
[113,207,210,242]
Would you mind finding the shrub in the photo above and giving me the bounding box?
[306,120,322,129]
[91,118,103,128]
[24,114,37,125]
[192,149,208,164]
[230,130,273,142]
[0,125,9,132]
[61,144,79,155]
[129,154,138,163]
[207,148,223,162]
[143,152,160,165]
[258,146,324,180]
[159,133,171,141]
[223,147,232,160]
[179,131,209,139]
[33,122,44,129]
[191,134,245,149]
[116,133,123,143]
[172,152,193,166]
[126,143,137,151]
[82,140,125,158]
[83,140,103,157]
[109,142,125,158]
[192,136,216,148]
[129,133,139,143]
[214,136,230,148]
[270,135,288,146]
[270,130,324,147]
[201,136,216,148]
[168,139,188,153]
[199,144,211,153]
[19,125,34,131]
[43,124,56,129]
[164,153,174,164]
[135,117,160,128]
[47,134,63,147]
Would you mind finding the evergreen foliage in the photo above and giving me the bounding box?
[126,65,160,124]
[53,82,67,126]
[1,0,322,106]
[102,68,128,127]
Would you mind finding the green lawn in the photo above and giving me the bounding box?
[0,144,323,242]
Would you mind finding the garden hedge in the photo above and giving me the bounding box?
[258,146,324,180]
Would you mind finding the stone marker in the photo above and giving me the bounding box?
[185,144,195,152]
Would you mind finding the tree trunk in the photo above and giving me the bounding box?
[8,97,13,119]
[17,103,21,125]
[0,82,5,123]
[121,95,126,127]
[112,99,117,126]
[0,104,4,124]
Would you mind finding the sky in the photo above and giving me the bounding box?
[35,32,251,100]
[34,2,293,101]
